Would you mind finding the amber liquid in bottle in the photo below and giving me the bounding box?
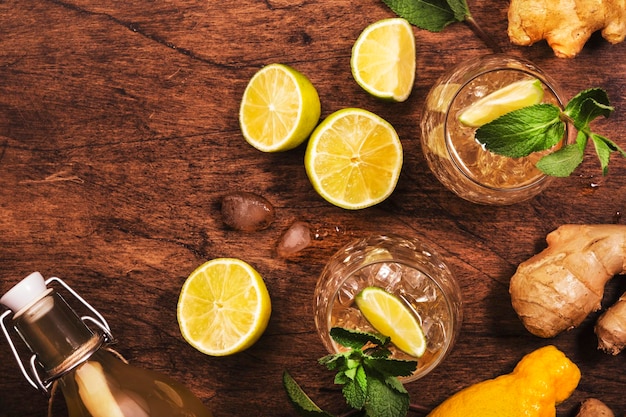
[2,273,213,417]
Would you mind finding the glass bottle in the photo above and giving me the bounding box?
[0,272,213,417]
[420,54,574,205]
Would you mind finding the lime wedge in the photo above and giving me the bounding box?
[458,78,544,127]
[239,63,321,152]
[355,286,426,358]
[304,108,403,210]
[351,18,416,102]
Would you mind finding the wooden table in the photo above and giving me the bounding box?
[1,1,625,416]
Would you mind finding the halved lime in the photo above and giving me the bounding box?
[304,108,403,210]
[351,18,416,102]
[458,78,544,127]
[177,258,271,356]
[239,63,321,152]
[355,286,426,358]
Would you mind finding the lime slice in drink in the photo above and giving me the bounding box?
[239,63,321,152]
[355,286,426,358]
[177,258,271,356]
[458,78,544,127]
[351,18,416,102]
[304,108,403,210]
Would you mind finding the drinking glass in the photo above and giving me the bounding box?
[420,54,573,205]
[314,234,463,382]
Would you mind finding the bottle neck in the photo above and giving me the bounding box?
[13,291,103,382]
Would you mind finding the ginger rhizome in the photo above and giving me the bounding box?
[427,345,580,417]
[508,0,626,58]
[595,292,626,354]
[509,224,626,352]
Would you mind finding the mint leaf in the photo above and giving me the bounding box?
[330,327,389,350]
[590,133,626,175]
[381,374,408,395]
[381,0,467,32]
[363,356,417,378]
[319,350,352,371]
[343,365,367,409]
[475,104,564,158]
[592,134,613,175]
[446,0,471,21]
[536,144,584,177]
[363,375,410,417]
[282,371,334,417]
[564,88,612,129]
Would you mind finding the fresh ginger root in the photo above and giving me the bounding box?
[509,224,626,338]
[427,345,580,417]
[508,0,626,58]
[576,398,615,417]
[595,292,626,354]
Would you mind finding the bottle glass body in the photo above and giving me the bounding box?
[60,349,211,417]
[8,285,212,417]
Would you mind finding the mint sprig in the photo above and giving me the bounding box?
[475,88,626,177]
[283,328,418,417]
[381,0,501,52]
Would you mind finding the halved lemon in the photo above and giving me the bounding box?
[304,108,403,210]
[239,63,321,152]
[355,286,426,358]
[458,78,544,127]
[177,258,271,356]
[351,18,416,102]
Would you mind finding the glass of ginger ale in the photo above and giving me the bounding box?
[420,54,573,205]
[314,234,463,382]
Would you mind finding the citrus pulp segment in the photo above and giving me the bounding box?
[239,63,321,152]
[304,108,403,210]
[351,18,416,102]
[458,78,544,127]
[177,258,271,356]
[355,286,426,358]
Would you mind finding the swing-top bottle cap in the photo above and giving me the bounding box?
[0,272,48,313]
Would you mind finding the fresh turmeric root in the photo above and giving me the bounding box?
[508,0,626,58]
[509,224,626,338]
[427,345,580,417]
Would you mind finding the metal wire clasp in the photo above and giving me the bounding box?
[0,276,113,394]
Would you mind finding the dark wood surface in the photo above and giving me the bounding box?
[1,1,625,416]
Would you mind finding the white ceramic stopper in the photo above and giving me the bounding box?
[0,272,48,313]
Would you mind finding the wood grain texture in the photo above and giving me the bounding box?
[1,1,625,416]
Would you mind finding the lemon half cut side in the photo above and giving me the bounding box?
[351,18,416,102]
[177,258,271,356]
[304,108,403,210]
